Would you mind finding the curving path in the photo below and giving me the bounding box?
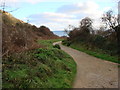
[53,41,119,88]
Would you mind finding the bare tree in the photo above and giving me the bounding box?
[64,25,75,35]
[64,29,69,35]
[102,10,118,30]
[102,10,120,60]
[80,17,94,34]
[80,17,93,27]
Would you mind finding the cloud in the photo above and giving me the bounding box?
[2,0,84,4]
[57,1,99,14]
[56,1,117,29]
[56,1,104,29]
[0,0,117,32]
[2,0,115,5]
[2,0,43,4]
[29,12,75,22]
[28,12,78,30]
[24,0,117,31]
[1,0,117,5]
[0,0,44,5]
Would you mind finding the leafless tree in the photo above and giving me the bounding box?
[102,10,120,60]
[80,17,94,34]
[80,17,93,27]
[102,10,118,30]
[64,25,75,35]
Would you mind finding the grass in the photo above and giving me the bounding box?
[38,39,62,48]
[3,39,77,88]
[1,10,23,25]
[63,41,119,64]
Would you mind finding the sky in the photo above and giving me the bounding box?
[0,0,119,31]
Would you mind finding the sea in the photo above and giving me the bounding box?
[53,31,67,37]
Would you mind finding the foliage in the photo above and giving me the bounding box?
[80,17,93,27]
[38,39,63,48]
[53,44,61,49]
[63,14,119,63]
[91,35,106,48]
[66,42,119,64]
[102,10,120,60]
[67,17,93,42]
[3,39,76,88]
[102,10,118,29]
[62,40,71,46]
[64,14,118,57]
[2,10,59,55]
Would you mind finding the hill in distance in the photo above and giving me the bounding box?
[1,10,59,56]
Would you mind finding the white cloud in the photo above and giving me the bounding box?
[1,0,86,4]
[1,0,43,4]
[28,12,75,23]
[6,0,116,31]
[1,0,117,5]
[27,1,109,31]
[28,12,79,30]
[56,1,104,29]
[57,1,99,14]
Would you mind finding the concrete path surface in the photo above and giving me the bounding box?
[53,41,119,88]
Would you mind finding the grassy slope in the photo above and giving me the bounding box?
[70,43,119,64]
[3,39,77,88]
[62,40,119,64]
[38,39,62,48]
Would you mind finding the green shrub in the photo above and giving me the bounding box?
[53,44,61,49]
[3,48,76,88]
[92,35,106,48]
[62,40,71,46]
[3,39,77,88]
[70,42,119,64]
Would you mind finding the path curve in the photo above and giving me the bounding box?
[53,41,118,88]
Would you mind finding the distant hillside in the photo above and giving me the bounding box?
[1,10,59,55]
